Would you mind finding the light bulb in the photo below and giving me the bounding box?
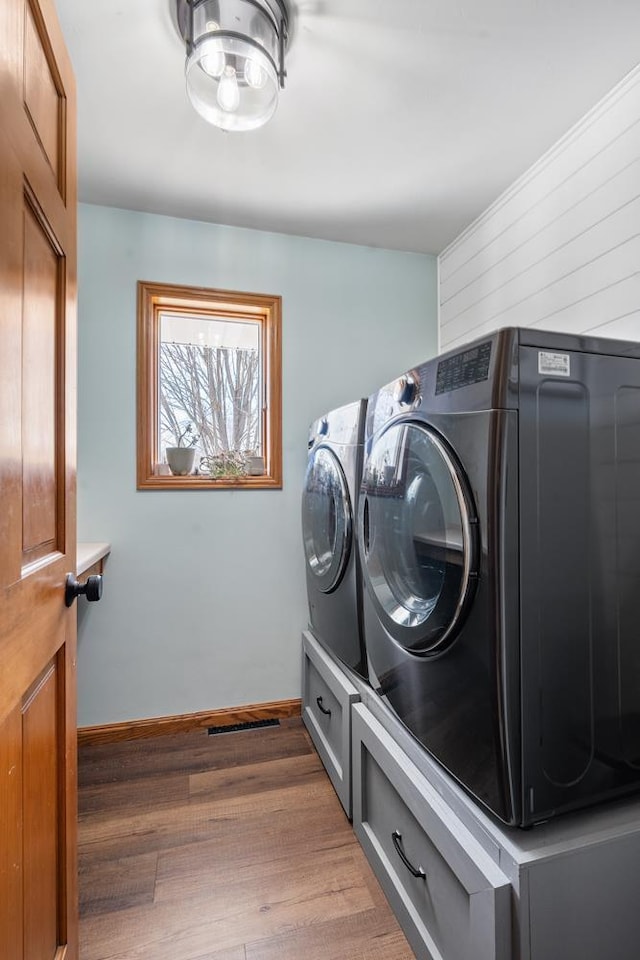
[201,49,224,78]
[245,55,266,90]
[200,22,224,77]
[217,65,240,113]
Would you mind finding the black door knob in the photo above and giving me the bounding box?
[65,573,103,607]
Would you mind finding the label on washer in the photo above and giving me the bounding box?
[538,351,571,377]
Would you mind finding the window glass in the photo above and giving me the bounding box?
[159,312,262,465]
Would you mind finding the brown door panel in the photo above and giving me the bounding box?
[0,0,78,957]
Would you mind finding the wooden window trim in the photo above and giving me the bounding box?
[137,280,282,490]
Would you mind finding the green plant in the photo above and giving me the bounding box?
[199,450,248,479]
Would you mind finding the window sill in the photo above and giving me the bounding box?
[137,474,282,491]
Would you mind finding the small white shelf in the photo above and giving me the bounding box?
[76,542,111,575]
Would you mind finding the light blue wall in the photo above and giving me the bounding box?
[76,203,437,725]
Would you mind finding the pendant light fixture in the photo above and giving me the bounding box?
[175,0,290,133]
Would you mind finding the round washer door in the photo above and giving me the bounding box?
[359,420,477,653]
[302,445,352,593]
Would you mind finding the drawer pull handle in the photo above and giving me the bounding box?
[316,696,332,717]
[392,830,426,880]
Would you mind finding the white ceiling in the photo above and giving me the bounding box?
[55,0,640,255]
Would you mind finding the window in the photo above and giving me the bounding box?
[137,281,282,489]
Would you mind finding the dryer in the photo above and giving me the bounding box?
[302,399,368,679]
[358,327,640,826]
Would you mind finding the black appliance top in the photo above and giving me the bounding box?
[367,327,640,430]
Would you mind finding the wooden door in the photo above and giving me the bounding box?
[0,0,78,958]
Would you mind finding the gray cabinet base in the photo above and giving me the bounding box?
[352,704,511,960]
[301,630,359,817]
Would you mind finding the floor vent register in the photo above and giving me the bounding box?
[207,718,281,736]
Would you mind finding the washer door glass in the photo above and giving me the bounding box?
[360,421,476,653]
[302,446,352,593]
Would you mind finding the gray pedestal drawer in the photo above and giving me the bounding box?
[301,630,360,816]
[352,704,512,960]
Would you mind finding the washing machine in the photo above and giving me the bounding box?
[358,327,640,826]
[302,399,368,679]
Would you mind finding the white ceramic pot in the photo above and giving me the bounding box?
[165,447,196,476]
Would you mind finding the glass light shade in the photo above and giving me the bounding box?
[186,35,279,132]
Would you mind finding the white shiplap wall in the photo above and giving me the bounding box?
[438,65,640,352]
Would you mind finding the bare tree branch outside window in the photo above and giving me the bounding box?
[159,342,261,458]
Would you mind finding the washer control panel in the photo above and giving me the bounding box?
[435,340,492,395]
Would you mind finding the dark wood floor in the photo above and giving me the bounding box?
[78,717,416,960]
